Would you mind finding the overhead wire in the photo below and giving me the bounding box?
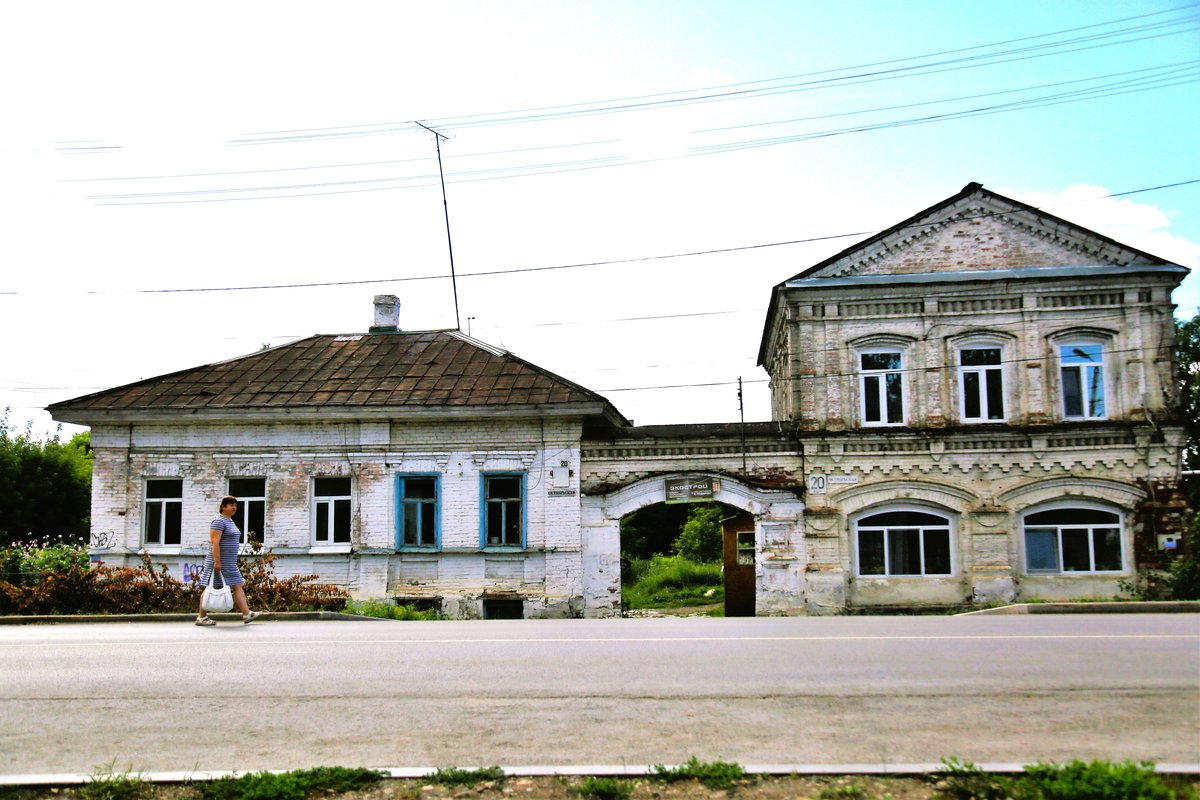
[29,185,1193,296]
[229,6,1198,139]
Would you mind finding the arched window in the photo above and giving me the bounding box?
[855,509,953,576]
[1022,506,1123,574]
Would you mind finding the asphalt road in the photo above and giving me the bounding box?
[0,614,1196,777]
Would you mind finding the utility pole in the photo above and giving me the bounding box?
[414,121,461,330]
[739,376,748,475]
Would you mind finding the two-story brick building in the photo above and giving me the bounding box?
[759,182,1189,610]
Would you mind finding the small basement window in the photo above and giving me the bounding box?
[483,598,524,619]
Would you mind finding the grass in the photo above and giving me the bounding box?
[650,758,749,791]
[425,766,507,787]
[933,757,1198,800]
[818,782,868,799]
[622,555,724,609]
[78,763,151,800]
[342,598,443,620]
[195,766,384,800]
[571,776,633,800]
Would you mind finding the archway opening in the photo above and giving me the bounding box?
[618,500,755,616]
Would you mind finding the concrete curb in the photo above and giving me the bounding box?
[0,611,383,625]
[958,601,1200,615]
[1,763,1197,786]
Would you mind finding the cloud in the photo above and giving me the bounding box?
[1005,183,1200,269]
[1003,183,1199,319]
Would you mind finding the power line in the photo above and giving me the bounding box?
[232,6,1197,140]
[83,64,1197,206]
[22,185,1190,296]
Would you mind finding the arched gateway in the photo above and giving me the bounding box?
[579,472,806,617]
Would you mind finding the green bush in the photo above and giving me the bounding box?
[197,766,384,800]
[623,554,723,609]
[0,538,90,586]
[650,758,748,791]
[343,599,443,620]
[1022,759,1184,800]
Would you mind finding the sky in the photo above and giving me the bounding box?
[1,0,1198,439]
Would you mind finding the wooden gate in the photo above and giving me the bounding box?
[722,513,756,617]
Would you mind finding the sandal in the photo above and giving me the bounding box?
[195,616,216,627]
[242,611,263,624]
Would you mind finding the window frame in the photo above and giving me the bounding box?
[853,507,955,577]
[228,477,266,547]
[1058,339,1108,420]
[395,473,440,550]
[1021,502,1125,575]
[312,476,353,546]
[143,478,183,547]
[857,347,906,427]
[480,472,526,549]
[957,345,1006,424]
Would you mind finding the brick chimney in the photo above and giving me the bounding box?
[370,295,400,333]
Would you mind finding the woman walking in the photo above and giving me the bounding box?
[196,495,263,626]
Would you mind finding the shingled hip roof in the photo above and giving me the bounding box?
[48,329,628,425]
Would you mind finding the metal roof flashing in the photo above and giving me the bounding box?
[783,263,1187,290]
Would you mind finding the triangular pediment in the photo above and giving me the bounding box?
[793,182,1171,281]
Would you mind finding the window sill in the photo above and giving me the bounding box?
[1023,571,1127,577]
[308,545,352,555]
[855,574,956,579]
[142,546,183,556]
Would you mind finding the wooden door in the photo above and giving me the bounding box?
[723,514,756,617]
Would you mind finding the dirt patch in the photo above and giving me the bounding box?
[7,772,1198,799]
[0,774,945,799]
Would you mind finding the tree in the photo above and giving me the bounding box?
[1177,314,1200,476]
[0,413,92,546]
[672,503,725,562]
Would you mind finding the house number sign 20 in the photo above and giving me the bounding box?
[808,473,859,494]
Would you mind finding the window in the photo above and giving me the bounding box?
[144,479,183,546]
[313,477,352,544]
[856,510,952,576]
[228,478,265,545]
[1060,342,1106,419]
[1023,507,1122,574]
[859,350,905,426]
[736,531,755,566]
[482,474,523,547]
[396,475,438,548]
[959,346,1005,422]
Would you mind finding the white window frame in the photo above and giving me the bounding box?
[957,345,1006,423]
[1058,340,1108,420]
[853,507,954,577]
[144,478,183,547]
[858,348,906,427]
[1021,502,1124,575]
[228,477,266,547]
[312,476,353,546]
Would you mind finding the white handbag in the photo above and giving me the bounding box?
[201,569,234,613]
